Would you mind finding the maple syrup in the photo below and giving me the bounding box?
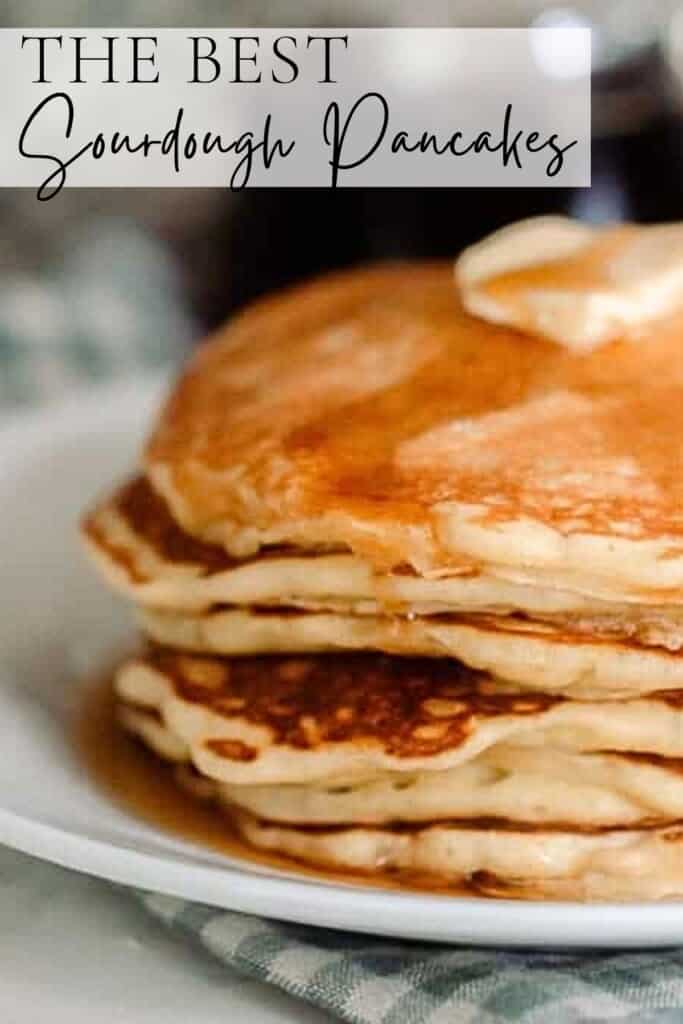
[74,673,478,897]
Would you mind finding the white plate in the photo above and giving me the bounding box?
[2,376,683,950]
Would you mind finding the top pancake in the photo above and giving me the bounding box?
[146,262,683,593]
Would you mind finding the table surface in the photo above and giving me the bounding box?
[0,846,330,1023]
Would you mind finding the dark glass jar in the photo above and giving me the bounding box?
[173,3,683,327]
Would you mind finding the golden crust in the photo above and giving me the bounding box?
[138,647,558,762]
[234,813,683,901]
[145,262,683,585]
[83,476,237,582]
[82,476,683,647]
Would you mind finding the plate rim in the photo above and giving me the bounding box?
[5,798,683,949]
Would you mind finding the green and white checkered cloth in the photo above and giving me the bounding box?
[138,892,683,1024]
[0,219,193,409]
[8,220,683,1023]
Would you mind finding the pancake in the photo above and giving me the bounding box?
[234,814,683,902]
[143,250,683,594]
[119,703,683,829]
[116,650,683,899]
[82,476,372,612]
[112,703,683,899]
[114,649,683,788]
[119,702,188,762]
[216,749,683,830]
[138,606,683,699]
[84,479,683,654]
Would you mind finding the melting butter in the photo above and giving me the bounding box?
[455,217,683,352]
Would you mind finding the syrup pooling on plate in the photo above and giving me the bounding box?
[78,670,683,902]
[75,674,478,898]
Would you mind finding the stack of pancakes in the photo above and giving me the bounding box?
[83,218,683,900]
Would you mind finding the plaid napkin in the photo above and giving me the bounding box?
[0,218,193,409]
[137,892,683,1024]
[7,219,683,1024]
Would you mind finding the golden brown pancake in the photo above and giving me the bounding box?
[86,475,239,580]
[115,646,683,900]
[120,699,683,831]
[144,263,683,592]
[137,604,683,699]
[115,648,683,787]
[116,647,555,785]
[233,814,683,902]
[82,476,368,611]
[83,478,683,654]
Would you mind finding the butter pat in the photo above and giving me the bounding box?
[455,216,683,352]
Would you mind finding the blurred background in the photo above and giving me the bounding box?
[3,0,683,406]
